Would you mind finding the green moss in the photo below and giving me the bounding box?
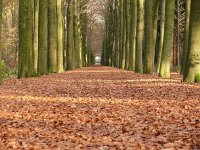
[0,61,10,84]
[195,73,200,83]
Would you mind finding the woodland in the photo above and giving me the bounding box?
[0,0,199,149]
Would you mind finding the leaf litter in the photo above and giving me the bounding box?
[0,66,199,149]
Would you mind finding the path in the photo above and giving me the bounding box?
[0,66,199,149]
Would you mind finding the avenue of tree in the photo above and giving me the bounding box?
[101,0,200,83]
[18,0,95,78]
[0,0,200,83]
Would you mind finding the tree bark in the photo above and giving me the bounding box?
[18,0,34,78]
[38,0,48,75]
[183,0,200,82]
[157,0,166,73]
[128,0,137,71]
[57,0,64,73]
[181,0,191,74]
[48,0,58,73]
[119,0,123,68]
[0,0,2,61]
[159,0,175,78]
[67,0,75,70]
[125,0,130,70]
[33,0,39,74]
[144,0,154,74]
[135,0,144,73]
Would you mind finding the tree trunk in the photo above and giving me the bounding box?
[81,13,87,67]
[63,1,68,70]
[183,0,200,82]
[181,0,191,74]
[0,0,2,61]
[38,0,48,75]
[33,0,39,74]
[73,0,80,69]
[159,0,175,78]
[176,0,180,67]
[114,0,119,68]
[67,0,75,70]
[18,0,34,78]
[128,0,137,71]
[144,1,154,74]
[119,0,123,68]
[57,0,64,73]
[122,1,126,69]
[125,0,130,70]
[48,0,58,73]
[135,0,144,73]
[157,0,166,73]
[152,0,159,65]
[78,13,83,68]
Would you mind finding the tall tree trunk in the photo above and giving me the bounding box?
[125,0,130,70]
[67,0,75,70]
[81,13,87,67]
[34,0,39,74]
[0,0,2,61]
[152,0,159,65]
[57,0,64,73]
[114,0,119,68]
[74,0,80,68]
[48,0,58,73]
[78,13,83,68]
[128,0,137,71]
[176,0,180,67]
[135,0,144,73]
[122,1,126,69]
[119,0,123,68]
[18,0,34,78]
[157,0,166,73]
[159,0,175,78]
[38,0,48,75]
[63,1,68,70]
[144,1,154,74]
[181,0,191,74]
[183,0,200,82]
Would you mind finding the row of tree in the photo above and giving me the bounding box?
[102,0,200,83]
[18,0,94,78]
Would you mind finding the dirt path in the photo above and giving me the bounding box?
[0,66,199,149]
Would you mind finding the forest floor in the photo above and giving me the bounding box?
[0,66,199,150]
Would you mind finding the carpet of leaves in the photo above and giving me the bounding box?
[0,66,199,150]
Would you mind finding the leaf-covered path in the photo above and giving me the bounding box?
[0,66,199,149]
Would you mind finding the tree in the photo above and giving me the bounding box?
[38,0,48,75]
[181,0,191,74]
[73,0,81,68]
[48,0,58,73]
[152,0,159,65]
[33,0,39,73]
[113,0,119,68]
[157,0,166,73]
[135,0,144,73]
[67,0,75,70]
[144,1,155,74]
[125,0,130,70]
[18,0,34,78]
[57,0,64,73]
[0,0,2,61]
[128,0,137,71]
[159,0,175,78]
[183,0,200,82]
[122,1,126,69]
[119,0,124,68]
[80,12,88,67]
